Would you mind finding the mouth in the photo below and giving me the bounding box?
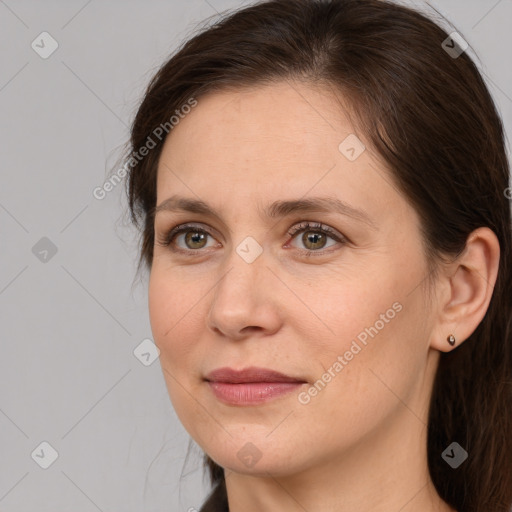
[204,366,307,406]
[204,366,307,384]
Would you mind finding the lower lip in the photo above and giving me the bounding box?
[207,381,304,405]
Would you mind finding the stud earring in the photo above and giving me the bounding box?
[447,334,456,346]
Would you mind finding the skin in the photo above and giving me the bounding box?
[148,80,500,512]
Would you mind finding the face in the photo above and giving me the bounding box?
[149,81,437,476]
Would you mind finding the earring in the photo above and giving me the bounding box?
[447,334,456,346]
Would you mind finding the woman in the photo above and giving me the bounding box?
[122,0,512,510]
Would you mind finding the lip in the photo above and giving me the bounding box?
[204,367,307,406]
[204,366,306,384]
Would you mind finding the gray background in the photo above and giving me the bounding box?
[0,1,511,511]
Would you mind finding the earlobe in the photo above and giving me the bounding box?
[430,227,500,353]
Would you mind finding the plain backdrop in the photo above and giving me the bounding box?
[1,0,511,511]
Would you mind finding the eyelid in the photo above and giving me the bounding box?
[286,221,345,243]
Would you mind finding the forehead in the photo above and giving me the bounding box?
[155,81,401,223]
[159,81,351,172]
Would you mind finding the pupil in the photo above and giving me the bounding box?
[305,232,324,248]
[187,232,205,248]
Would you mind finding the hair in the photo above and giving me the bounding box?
[122,0,512,510]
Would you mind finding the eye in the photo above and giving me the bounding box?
[285,221,346,256]
[155,223,219,253]
[155,221,346,256]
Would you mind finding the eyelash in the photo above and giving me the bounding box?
[156,221,347,257]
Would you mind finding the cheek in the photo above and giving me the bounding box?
[148,270,189,365]
[298,258,428,399]
[148,264,197,338]
[148,274,172,345]
[305,279,429,425]
[148,270,208,430]
[148,267,209,376]
[298,268,400,352]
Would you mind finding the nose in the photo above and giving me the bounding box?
[205,245,282,341]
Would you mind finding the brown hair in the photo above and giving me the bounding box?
[123,1,512,510]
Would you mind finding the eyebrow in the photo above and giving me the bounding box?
[153,195,378,230]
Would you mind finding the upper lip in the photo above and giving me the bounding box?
[205,366,306,384]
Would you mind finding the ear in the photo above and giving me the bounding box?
[430,227,500,353]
